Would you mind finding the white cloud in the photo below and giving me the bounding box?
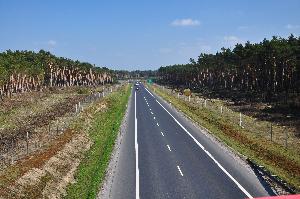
[47,40,57,47]
[285,24,300,30]
[237,26,249,31]
[223,35,245,48]
[159,48,172,54]
[223,36,244,47]
[171,18,200,27]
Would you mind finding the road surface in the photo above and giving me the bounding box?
[109,83,273,199]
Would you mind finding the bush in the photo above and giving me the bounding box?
[183,88,191,96]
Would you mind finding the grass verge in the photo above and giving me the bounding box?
[149,84,300,192]
[65,84,131,198]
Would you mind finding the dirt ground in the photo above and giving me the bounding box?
[0,86,113,198]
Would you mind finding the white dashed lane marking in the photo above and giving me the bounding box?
[177,166,184,176]
[167,145,171,151]
[161,132,164,136]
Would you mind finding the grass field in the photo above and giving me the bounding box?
[0,84,130,198]
[65,84,130,198]
[149,84,300,192]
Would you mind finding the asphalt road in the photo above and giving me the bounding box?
[109,83,273,199]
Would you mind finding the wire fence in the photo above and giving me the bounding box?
[153,84,299,152]
[0,85,119,170]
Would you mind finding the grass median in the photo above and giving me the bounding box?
[149,84,300,192]
[65,84,131,199]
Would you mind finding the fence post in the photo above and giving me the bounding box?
[270,123,273,141]
[26,132,29,154]
[11,139,14,164]
[75,104,78,113]
[57,125,59,135]
[177,93,179,98]
[188,96,190,102]
[221,106,223,114]
[285,127,288,149]
[204,99,207,108]
[239,112,242,127]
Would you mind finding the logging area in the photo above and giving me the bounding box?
[158,35,300,135]
[0,50,127,198]
[155,35,300,191]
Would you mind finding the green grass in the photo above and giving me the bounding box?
[150,84,300,192]
[65,85,131,199]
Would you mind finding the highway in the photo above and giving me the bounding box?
[109,83,272,199]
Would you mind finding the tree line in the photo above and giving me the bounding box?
[0,50,113,99]
[158,35,300,104]
[114,70,157,79]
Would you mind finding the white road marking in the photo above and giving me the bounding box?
[145,87,154,97]
[135,92,140,199]
[149,108,152,111]
[155,99,253,199]
[161,132,164,136]
[177,166,184,176]
[151,111,153,114]
[167,145,171,151]
[153,116,156,120]
[156,123,159,126]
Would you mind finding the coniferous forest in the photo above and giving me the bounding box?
[0,50,113,99]
[158,35,300,106]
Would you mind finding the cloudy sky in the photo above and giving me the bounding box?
[0,0,299,70]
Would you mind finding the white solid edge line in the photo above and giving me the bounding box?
[145,87,154,97]
[155,99,253,199]
[135,92,140,199]
[177,165,184,176]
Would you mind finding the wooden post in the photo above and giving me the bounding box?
[75,104,78,113]
[177,93,179,98]
[270,123,273,141]
[188,96,190,102]
[239,112,242,127]
[204,99,207,108]
[57,125,59,135]
[221,106,223,114]
[26,132,29,154]
[285,128,288,149]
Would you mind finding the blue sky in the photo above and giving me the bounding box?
[0,0,299,70]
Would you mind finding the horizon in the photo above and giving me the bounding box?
[0,0,299,71]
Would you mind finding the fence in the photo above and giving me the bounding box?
[0,85,118,170]
[153,84,299,152]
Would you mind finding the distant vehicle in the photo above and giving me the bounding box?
[135,83,139,86]
[136,87,139,91]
